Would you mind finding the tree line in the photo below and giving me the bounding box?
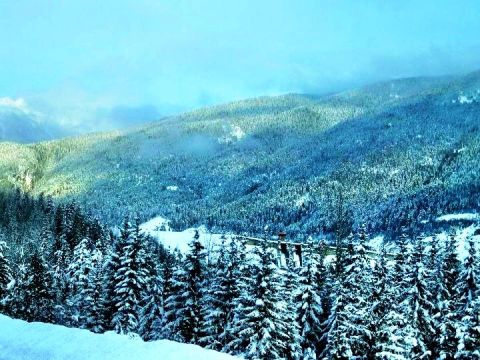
[0,190,479,359]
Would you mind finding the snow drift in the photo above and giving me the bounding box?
[0,315,235,360]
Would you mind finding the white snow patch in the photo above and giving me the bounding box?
[141,217,227,254]
[294,194,310,207]
[0,314,236,360]
[458,95,473,104]
[435,213,479,222]
[140,216,172,232]
[367,235,385,252]
[429,225,480,260]
[218,125,245,144]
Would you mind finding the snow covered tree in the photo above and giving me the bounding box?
[233,240,289,360]
[455,236,478,314]
[373,244,412,359]
[223,239,253,355]
[6,249,29,320]
[163,230,206,344]
[50,232,71,325]
[295,242,325,358]
[454,236,479,359]
[401,239,436,359]
[200,237,230,350]
[24,249,55,322]
[139,253,164,341]
[281,256,302,360]
[455,297,480,359]
[82,248,106,333]
[393,232,410,305]
[112,217,150,335]
[158,250,181,340]
[0,240,12,308]
[103,216,131,329]
[438,232,461,359]
[67,236,95,327]
[322,226,373,359]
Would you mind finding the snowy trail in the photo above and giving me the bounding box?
[0,315,236,360]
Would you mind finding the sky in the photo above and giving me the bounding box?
[1,0,480,133]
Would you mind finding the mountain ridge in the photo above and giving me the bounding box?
[1,70,479,239]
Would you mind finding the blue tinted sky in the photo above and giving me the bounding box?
[1,0,480,130]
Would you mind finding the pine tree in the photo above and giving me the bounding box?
[50,232,71,325]
[163,230,206,344]
[281,256,302,360]
[200,237,229,350]
[439,232,461,359]
[112,217,149,335]
[401,239,436,359]
[158,250,182,340]
[234,240,289,360]
[323,226,373,359]
[67,236,95,327]
[393,232,410,304]
[295,242,325,358]
[425,235,442,357]
[455,297,480,359]
[103,216,131,329]
[24,249,55,322]
[139,253,163,341]
[224,239,252,355]
[455,236,477,313]
[0,240,12,308]
[374,244,412,359]
[7,249,29,320]
[454,236,479,359]
[82,248,106,333]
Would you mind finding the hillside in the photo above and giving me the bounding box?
[0,315,235,360]
[1,71,479,239]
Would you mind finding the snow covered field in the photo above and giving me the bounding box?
[0,315,236,360]
[140,216,228,253]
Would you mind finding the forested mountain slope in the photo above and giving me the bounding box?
[1,71,479,239]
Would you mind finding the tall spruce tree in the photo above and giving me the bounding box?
[200,237,230,350]
[82,249,107,333]
[139,254,163,341]
[323,226,373,359]
[295,242,325,358]
[163,230,206,344]
[67,236,95,327]
[24,249,55,322]
[401,238,436,359]
[439,232,461,359]
[454,236,479,359]
[0,240,12,308]
[224,239,253,355]
[281,256,302,360]
[103,216,131,329]
[374,243,412,359]
[112,217,149,335]
[234,240,289,360]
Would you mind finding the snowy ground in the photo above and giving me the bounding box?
[0,315,236,360]
[435,212,479,222]
[140,216,228,254]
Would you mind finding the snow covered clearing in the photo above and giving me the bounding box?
[140,216,228,254]
[436,213,479,222]
[0,315,236,360]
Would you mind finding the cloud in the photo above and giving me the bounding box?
[0,97,68,143]
[0,97,31,114]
